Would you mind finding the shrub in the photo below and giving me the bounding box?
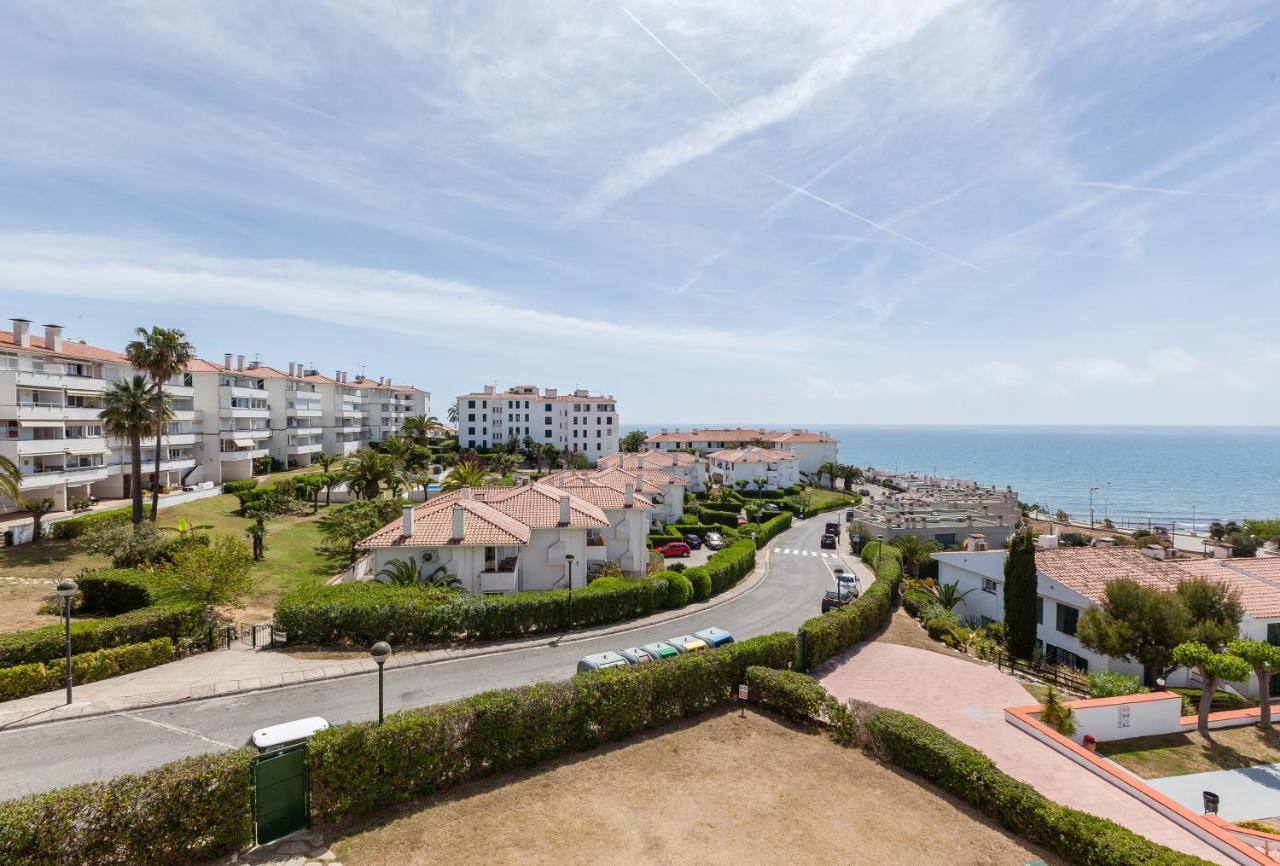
[749,512,792,548]
[746,666,836,724]
[800,544,902,668]
[308,632,794,822]
[685,566,712,601]
[221,478,258,495]
[1087,671,1147,699]
[0,638,176,701]
[76,569,156,615]
[0,602,206,667]
[0,747,253,866]
[47,505,151,540]
[78,521,205,569]
[704,540,756,595]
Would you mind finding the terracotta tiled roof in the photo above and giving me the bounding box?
[535,479,655,511]
[647,428,836,445]
[708,446,796,463]
[360,497,530,548]
[1035,548,1280,619]
[0,329,127,362]
[542,467,679,498]
[598,451,700,470]
[185,358,229,373]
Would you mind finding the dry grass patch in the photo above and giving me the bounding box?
[1098,724,1280,779]
[332,710,1060,866]
[0,579,63,632]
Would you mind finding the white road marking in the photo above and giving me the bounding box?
[115,712,238,750]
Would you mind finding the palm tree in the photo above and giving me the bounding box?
[312,451,340,475]
[539,444,561,471]
[447,404,459,424]
[442,459,488,491]
[340,449,400,500]
[0,454,21,506]
[380,435,412,467]
[929,580,974,610]
[125,327,195,521]
[889,534,941,577]
[402,415,447,446]
[817,462,837,490]
[100,375,159,524]
[424,565,462,589]
[377,557,422,586]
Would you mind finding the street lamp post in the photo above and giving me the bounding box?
[56,578,78,705]
[564,553,575,632]
[369,640,391,724]
[875,534,884,574]
[1089,486,1101,528]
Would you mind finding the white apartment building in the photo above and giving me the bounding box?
[455,385,619,463]
[1,315,431,516]
[645,427,837,476]
[707,446,800,491]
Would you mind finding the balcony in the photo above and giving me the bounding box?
[170,409,201,422]
[219,406,271,420]
[220,447,268,461]
[288,442,323,455]
[219,384,267,398]
[337,440,361,455]
[586,536,609,561]
[288,407,323,418]
[23,463,109,486]
[478,560,521,594]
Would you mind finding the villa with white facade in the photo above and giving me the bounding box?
[357,482,649,593]
[644,427,837,476]
[543,465,686,528]
[455,384,618,463]
[936,543,1280,697]
[707,446,800,491]
[597,450,707,492]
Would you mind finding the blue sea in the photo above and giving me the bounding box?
[622,425,1280,530]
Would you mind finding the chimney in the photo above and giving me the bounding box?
[10,318,31,348]
[1142,544,1167,560]
[236,354,245,371]
[402,505,415,538]
[460,487,472,499]
[624,483,635,507]
[1093,538,1115,549]
[42,324,63,352]
[1036,534,1059,550]
[545,388,557,398]
[559,494,571,525]
[224,353,233,370]
[1212,544,1232,559]
[288,362,296,377]
[451,505,465,541]
[386,377,391,387]
[335,369,342,381]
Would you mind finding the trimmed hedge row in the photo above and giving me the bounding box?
[0,638,176,702]
[861,707,1212,866]
[0,747,253,866]
[221,478,258,495]
[746,665,837,725]
[47,505,151,540]
[0,602,206,667]
[76,569,156,615]
[799,542,902,668]
[749,512,792,548]
[309,631,797,822]
[704,540,756,594]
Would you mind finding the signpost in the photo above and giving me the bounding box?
[738,683,748,717]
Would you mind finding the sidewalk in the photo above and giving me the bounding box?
[0,547,775,731]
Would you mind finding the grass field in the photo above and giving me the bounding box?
[0,490,337,629]
[333,710,1060,866]
[800,485,857,511]
[1098,725,1280,778]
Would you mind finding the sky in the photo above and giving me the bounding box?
[1,1,1279,426]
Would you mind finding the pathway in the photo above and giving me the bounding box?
[817,641,1232,865]
[1148,763,1280,823]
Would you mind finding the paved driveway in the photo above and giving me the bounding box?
[817,642,1232,865]
[1148,763,1280,822]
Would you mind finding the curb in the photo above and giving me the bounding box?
[0,544,779,731]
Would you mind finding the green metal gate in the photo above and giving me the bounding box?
[252,744,310,845]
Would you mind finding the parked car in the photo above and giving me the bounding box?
[820,533,837,549]
[656,541,692,557]
[692,627,734,648]
[825,521,840,536]
[844,508,855,521]
[577,651,630,673]
[736,514,749,526]
[682,533,703,549]
[703,531,726,550]
[640,641,679,660]
[617,647,653,665]
[821,588,858,613]
[858,488,871,496]
[763,502,781,512]
[664,635,709,654]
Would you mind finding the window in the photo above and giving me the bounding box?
[1055,603,1079,637]
[982,578,997,594]
[468,427,475,435]
[467,440,475,448]
[468,400,475,408]
[468,413,475,422]
[1037,597,1044,625]
[1268,623,1280,646]
[544,403,552,411]
[544,430,552,439]
[545,417,552,425]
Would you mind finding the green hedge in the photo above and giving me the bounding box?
[705,540,756,594]
[76,569,156,615]
[0,638,176,701]
[862,707,1211,866]
[749,512,792,548]
[309,631,796,822]
[0,747,253,866]
[746,666,837,724]
[47,505,152,540]
[699,506,741,525]
[221,478,258,495]
[685,566,712,601]
[0,602,206,667]
[799,543,902,668]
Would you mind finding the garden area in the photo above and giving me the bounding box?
[1098,725,1280,779]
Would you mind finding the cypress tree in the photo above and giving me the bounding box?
[1003,529,1039,660]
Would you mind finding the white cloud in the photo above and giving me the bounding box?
[975,360,1029,389]
[1147,347,1200,375]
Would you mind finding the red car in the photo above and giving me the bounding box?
[656,541,692,557]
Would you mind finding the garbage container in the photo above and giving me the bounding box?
[1203,791,1220,815]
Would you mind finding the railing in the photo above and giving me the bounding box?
[980,647,1089,694]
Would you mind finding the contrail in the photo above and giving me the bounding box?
[622,7,729,107]
[760,172,985,272]
[1070,180,1273,202]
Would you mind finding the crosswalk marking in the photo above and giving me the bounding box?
[772,548,842,559]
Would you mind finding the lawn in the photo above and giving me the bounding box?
[332,710,1061,866]
[0,492,338,629]
[1098,724,1280,779]
[800,485,857,511]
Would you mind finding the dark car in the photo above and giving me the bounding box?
[820,533,838,549]
[703,531,726,550]
[821,588,857,613]
[763,502,782,512]
[858,488,871,496]
[844,508,855,521]
[682,533,703,549]
[656,541,692,557]
[825,521,840,536]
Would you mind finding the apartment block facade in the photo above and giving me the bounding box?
[455,384,619,463]
[0,317,430,515]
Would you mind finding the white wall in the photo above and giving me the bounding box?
[1070,694,1184,743]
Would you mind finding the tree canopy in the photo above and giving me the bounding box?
[1002,529,1038,659]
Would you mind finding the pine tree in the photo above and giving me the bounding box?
[1003,529,1039,660]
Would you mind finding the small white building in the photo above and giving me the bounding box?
[935,545,1280,696]
[358,482,650,594]
[706,446,799,492]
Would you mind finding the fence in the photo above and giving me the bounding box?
[982,648,1089,694]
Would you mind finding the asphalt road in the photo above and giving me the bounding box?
[0,516,850,799]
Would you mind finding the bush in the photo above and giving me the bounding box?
[698,507,741,526]
[0,748,253,866]
[746,666,836,724]
[800,544,902,668]
[685,566,712,601]
[652,570,692,608]
[222,478,258,495]
[1171,687,1253,715]
[47,505,151,540]
[76,569,156,615]
[308,632,794,822]
[78,521,206,569]
[0,638,176,701]
[0,603,206,667]
[1087,671,1147,699]
[860,706,1209,865]
[749,512,792,548]
[704,540,756,595]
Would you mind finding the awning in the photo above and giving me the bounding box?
[19,420,64,428]
[64,446,107,455]
[232,438,256,448]
[64,388,103,397]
